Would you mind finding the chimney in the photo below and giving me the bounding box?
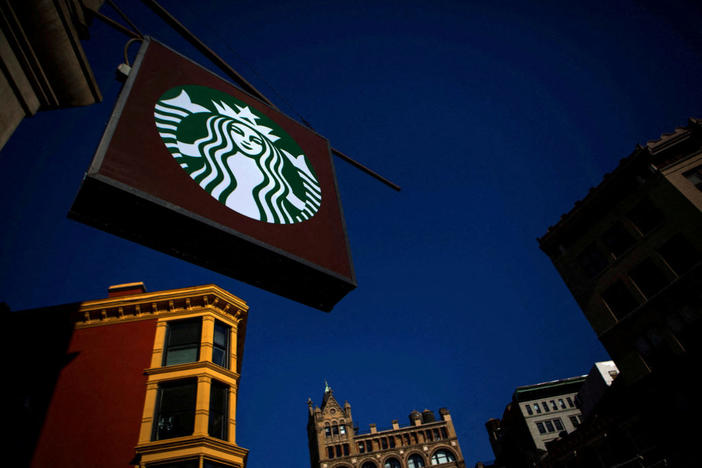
[108,282,147,298]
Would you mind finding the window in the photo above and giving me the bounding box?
[208,380,228,440]
[550,400,557,410]
[361,462,377,468]
[441,427,448,439]
[149,459,199,468]
[684,164,702,191]
[629,258,670,299]
[327,447,334,458]
[431,449,456,465]
[659,233,700,275]
[325,425,331,437]
[153,379,197,440]
[212,321,230,368]
[569,415,581,427]
[366,440,373,452]
[358,442,365,453]
[542,402,550,412]
[553,418,564,431]
[163,318,202,366]
[203,460,236,468]
[408,454,426,468]
[339,424,346,435]
[381,437,388,449]
[602,223,636,257]
[336,445,342,457]
[537,418,564,434]
[602,280,639,320]
[627,199,662,235]
[533,403,541,414]
[343,444,350,456]
[332,424,339,435]
[566,397,574,408]
[525,404,533,415]
[558,399,566,409]
[384,458,401,468]
[577,243,609,278]
[389,436,396,448]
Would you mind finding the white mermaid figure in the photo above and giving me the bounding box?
[154,87,322,224]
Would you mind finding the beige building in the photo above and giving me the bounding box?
[0,0,105,150]
[484,375,585,467]
[307,385,465,468]
[538,118,702,384]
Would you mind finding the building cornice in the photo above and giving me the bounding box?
[75,284,248,327]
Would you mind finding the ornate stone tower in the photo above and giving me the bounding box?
[307,384,465,468]
[307,383,357,467]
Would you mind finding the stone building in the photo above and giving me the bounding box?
[0,0,105,149]
[307,385,466,468]
[483,375,585,468]
[536,118,702,466]
[538,117,702,384]
[7,282,250,468]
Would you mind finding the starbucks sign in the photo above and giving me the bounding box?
[155,86,322,224]
[71,38,355,312]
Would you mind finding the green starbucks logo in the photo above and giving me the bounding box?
[154,85,322,224]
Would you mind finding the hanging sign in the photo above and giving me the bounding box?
[70,38,355,311]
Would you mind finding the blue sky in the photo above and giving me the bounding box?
[2,1,701,466]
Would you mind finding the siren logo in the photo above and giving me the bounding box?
[154,85,322,224]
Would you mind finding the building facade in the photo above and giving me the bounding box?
[484,375,585,468]
[538,118,702,384]
[535,119,702,466]
[8,282,249,468]
[307,385,465,468]
[0,0,104,150]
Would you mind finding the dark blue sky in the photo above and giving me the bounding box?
[2,1,701,465]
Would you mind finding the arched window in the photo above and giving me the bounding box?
[361,462,377,468]
[430,449,456,465]
[324,423,331,437]
[408,454,426,468]
[384,458,401,468]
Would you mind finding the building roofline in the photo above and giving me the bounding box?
[538,117,701,246]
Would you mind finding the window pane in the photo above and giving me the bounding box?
[542,402,549,412]
[536,422,546,434]
[545,420,555,432]
[208,380,229,440]
[554,418,564,431]
[602,223,636,257]
[408,454,425,468]
[602,280,639,320]
[384,458,401,468]
[569,415,580,427]
[577,243,609,278]
[153,379,197,440]
[684,164,702,191]
[659,233,700,275]
[550,400,557,410]
[629,258,670,299]
[203,461,236,468]
[558,399,566,409]
[164,318,201,366]
[213,321,230,368]
[431,450,455,465]
[150,459,199,468]
[525,404,533,415]
[627,199,663,235]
